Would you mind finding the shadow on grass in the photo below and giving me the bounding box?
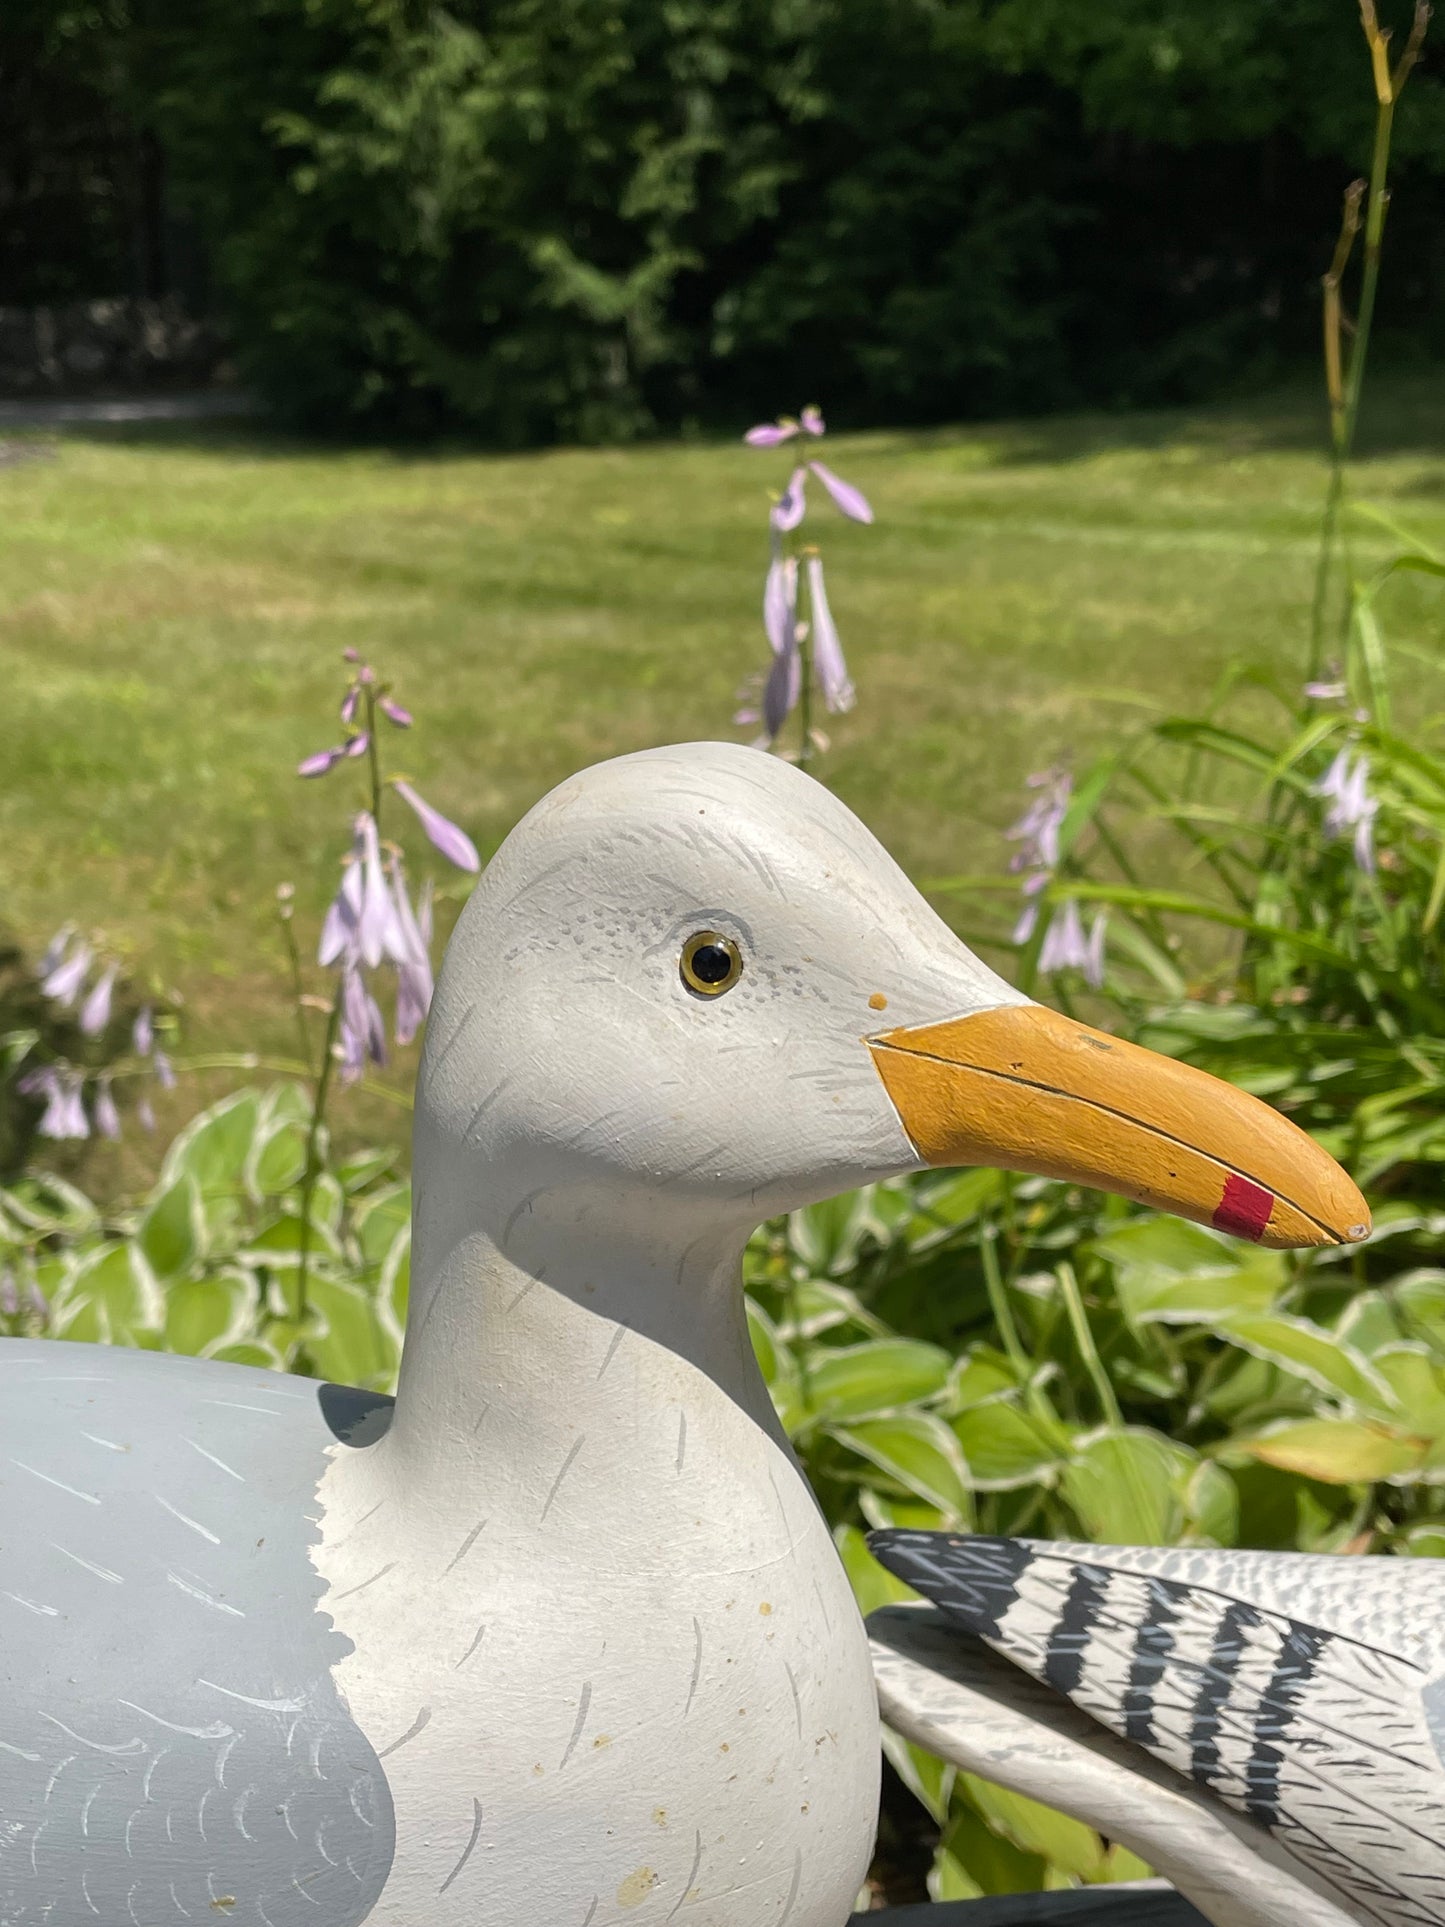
[11,365,1445,475]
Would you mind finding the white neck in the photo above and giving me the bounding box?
[377,1178,784,1487]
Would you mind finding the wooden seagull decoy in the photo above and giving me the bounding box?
[0,745,1368,1926]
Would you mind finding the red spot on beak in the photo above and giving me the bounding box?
[1213,1173,1274,1242]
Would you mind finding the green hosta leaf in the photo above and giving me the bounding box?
[1399,1524,1445,1558]
[379,1225,410,1342]
[139,1175,203,1280]
[1335,1291,1405,1357]
[336,1148,397,1193]
[960,1774,1105,1882]
[51,1241,164,1346]
[356,1184,412,1267]
[248,1121,308,1199]
[787,1190,886,1274]
[1208,1312,1394,1411]
[209,1340,285,1372]
[798,1339,952,1426]
[833,1522,917,1616]
[1061,1428,1194,1544]
[306,1275,397,1390]
[242,1213,341,1265]
[830,1413,972,1522]
[1393,1271,1445,1354]
[777,1279,886,1343]
[2,1173,101,1235]
[905,1169,1005,1245]
[931,1803,1047,1903]
[1184,1460,1239,1546]
[1093,1217,1284,1326]
[164,1268,257,1358]
[953,1403,1062,1490]
[1370,1346,1445,1440]
[881,1729,955,1827]
[950,1349,1025,1410]
[162,1090,260,1197]
[747,1295,782,1385]
[1239,1418,1427,1485]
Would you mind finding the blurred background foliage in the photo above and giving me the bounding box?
[3,0,1444,437]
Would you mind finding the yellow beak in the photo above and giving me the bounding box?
[869,1004,1369,1250]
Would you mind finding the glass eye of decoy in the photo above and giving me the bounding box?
[680,931,743,998]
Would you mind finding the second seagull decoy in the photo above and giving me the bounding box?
[0,743,1368,1927]
[870,1532,1445,1927]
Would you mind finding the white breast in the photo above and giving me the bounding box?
[314,1328,878,1927]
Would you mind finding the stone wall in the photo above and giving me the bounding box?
[0,297,227,396]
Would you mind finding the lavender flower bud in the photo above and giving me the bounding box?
[41,941,92,1007]
[392,782,481,872]
[93,1077,122,1140]
[805,556,855,714]
[807,460,873,525]
[771,467,808,534]
[78,963,118,1038]
[132,1004,154,1056]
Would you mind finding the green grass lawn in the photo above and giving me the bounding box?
[3,375,1444,1173]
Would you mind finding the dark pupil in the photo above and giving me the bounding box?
[691,942,733,985]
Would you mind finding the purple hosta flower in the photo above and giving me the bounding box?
[763,638,803,740]
[344,732,370,759]
[745,417,801,447]
[153,1049,177,1091]
[1006,766,1074,947]
[93,1076,121,1141]
[38,924,75,978]
[745,406,825,446]
[392,782,481,872]
[807,461,873,525]
[41,938,92,1008]
[338,960,388,1085]
[1006,767,1072,875]
[1038,901,1108,988]
[772,467,808,534]
[804,556,855,714]
[133,1004,154,1056]
[1304,678,1348,702]
[379,697,412,728]
[343,646,360,663]
[78,963,118,1038]
[137,1094,156,1132]
[1315,745,1379,874]
[1011,870,1050,945]
[389,858,434,1047]
[340,684,361,725]
[764,554,798,658]
[298,746,345,778]
[320,814,409,970]
[28,1068,89,1140]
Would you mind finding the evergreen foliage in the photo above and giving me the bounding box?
[5,1,1443,436]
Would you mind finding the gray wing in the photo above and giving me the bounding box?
[0,1339,395,1927]
[872,1531,1445,1927]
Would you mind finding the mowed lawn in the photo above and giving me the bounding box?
[3,376,1444,1155]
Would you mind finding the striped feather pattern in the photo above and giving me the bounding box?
[872,1532,1445,1927]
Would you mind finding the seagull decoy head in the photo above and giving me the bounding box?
[416,741,1369,1265]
